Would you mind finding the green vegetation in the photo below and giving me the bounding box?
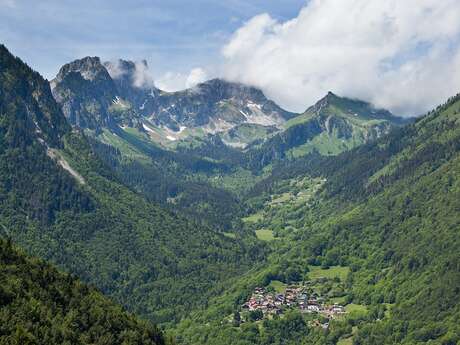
[337,337,353,345]
[1,43,460,345]
[0,238,166,345]
[220,123,278,148]
[308,266,350,281]
[223,232,236,239]
[255,229,276,241]
[0,45,266,328]
[345,304,368,315]
[268,280,287,293]
[243,212,264,223]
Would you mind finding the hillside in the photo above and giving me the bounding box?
[2,42,458,345]
[0,44,265,326]
[0,237,167,345]
[51,57,406,215]
[173,94,460,344]
[243,92,406,170]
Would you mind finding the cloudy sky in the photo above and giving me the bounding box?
[1,0,460,115]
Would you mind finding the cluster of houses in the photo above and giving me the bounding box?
[242,286,346,320]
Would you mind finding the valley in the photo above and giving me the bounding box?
[0,42,459,345]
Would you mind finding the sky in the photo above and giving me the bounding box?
[1,0,460,116]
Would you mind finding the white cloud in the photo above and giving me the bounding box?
[104,59,155,89]
[185,67,208,88]
[156,67,208,91]
[155,71,187,92]
[133,60,154,89]
[104,60,126,79]
[221,0,460,116]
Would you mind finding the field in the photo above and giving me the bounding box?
[345,304,368,315]
[329,296,347,304]
[242,212,264,223]
[223,232,236,239]
[337,338,353,345]
[308,265,350,281]
[270,193,292,205]
[268,280,287,293]
[255,229,275,241]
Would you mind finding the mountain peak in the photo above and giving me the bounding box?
[53,56,110,84]
[103,59,141,78]
[190,78,269,103]
[0,44,70,147]
[305,92,401,123]
[104,59,153,90]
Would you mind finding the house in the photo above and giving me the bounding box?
[330,304,345,314]
[307,304,321,312]
[275,294,284,302]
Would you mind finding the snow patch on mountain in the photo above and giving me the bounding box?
[142,124,155,133]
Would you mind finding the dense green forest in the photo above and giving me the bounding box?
[0,237,167,345]
[0,42,459,345]
[0,44,266,327]
[171,94,460,344]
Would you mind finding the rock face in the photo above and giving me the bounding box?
[0,44,70,149]
[51,57,119,131]
[144,78,296,132]
[51,56,405,151]
[51,57,296,137]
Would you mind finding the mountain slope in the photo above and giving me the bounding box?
[0,44,265,325]
[244,92,406,170]
[174,94,460,344]
[0,237,166,345]
[142,78,296,144]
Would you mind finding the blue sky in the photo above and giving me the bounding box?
[0,0,306,79]
[1,0,459,115]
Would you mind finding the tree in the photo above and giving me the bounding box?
[248,310,263,322]
[233,311,241,327]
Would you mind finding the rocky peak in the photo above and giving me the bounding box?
[192,78,266,103]
[53,56,110,84]
[307,91,340,114]
[51,57,120,130]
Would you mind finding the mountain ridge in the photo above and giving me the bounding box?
[51,56,406,152]
[0,44,264,326]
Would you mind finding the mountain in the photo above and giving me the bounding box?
[50,56,408,229]
[52,58,296,148]
[0,237,167,345]
[243,92,406,170]
[1,42,459,345]
[51,56,406,163]
[174,93,460,344]
[51,56,121,131]
[139,78,296,147]
[0,44,264,326]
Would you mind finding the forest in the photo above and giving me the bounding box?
[0,43,459,345]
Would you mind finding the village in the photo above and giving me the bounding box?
[242,285,346,324]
